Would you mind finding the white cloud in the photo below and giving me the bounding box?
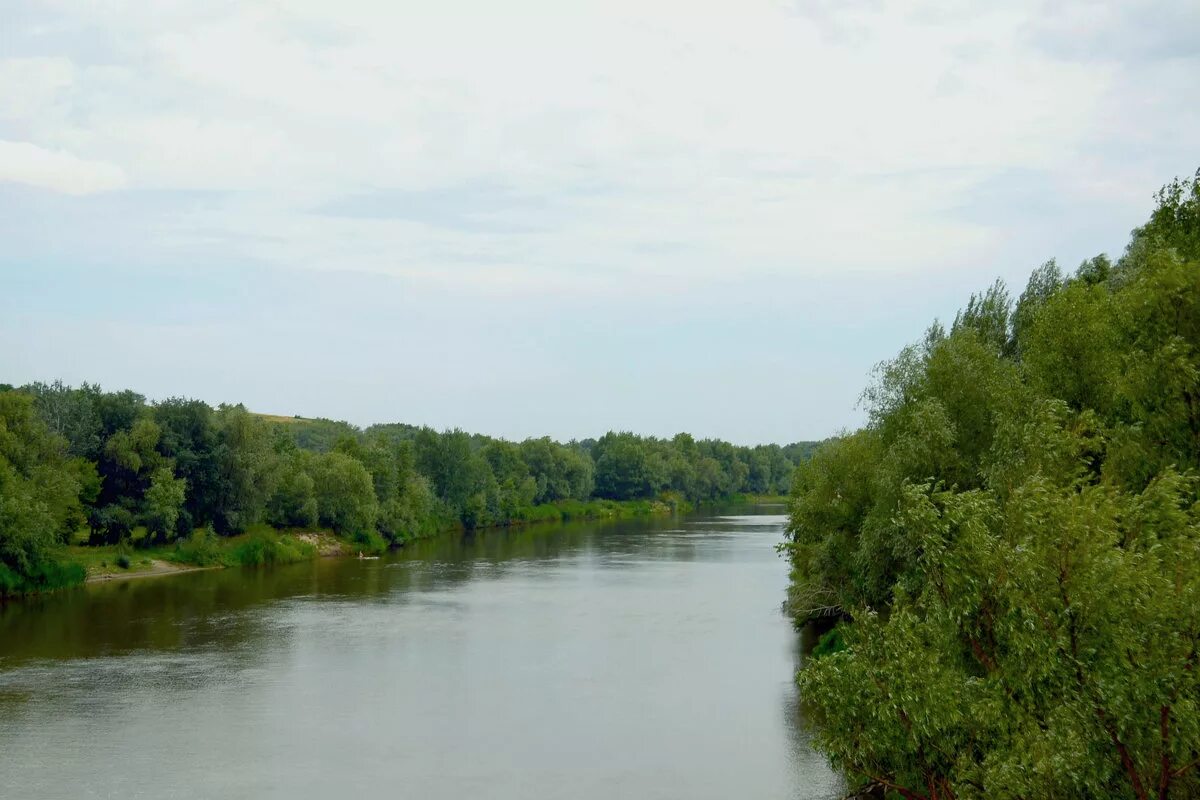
[0,57,75,120]
[2,0,1196,285]
[0,139,127,194]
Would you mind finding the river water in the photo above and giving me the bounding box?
[0,508,839,799]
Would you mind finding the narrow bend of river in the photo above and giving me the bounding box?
[0,508,839,799]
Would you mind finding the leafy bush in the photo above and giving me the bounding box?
[172,527,225,567]
[0,559,86,599]
[349,527,387,555]
[229,532,315,567]
[809,626,845,659]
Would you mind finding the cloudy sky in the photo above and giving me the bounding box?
[1,1,1196,443]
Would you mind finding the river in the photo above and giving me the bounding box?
[0,508,839,799]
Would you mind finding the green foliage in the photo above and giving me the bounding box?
[281,416,361,453]
[0,558,85,597]
[0,392,87,596]
[786,169,1200,799]
[809,626,846,659]
[4,371,817,595]
[348,527,388,555]
[1137,168,1200,260]
[310,451,378,537]
[172,527,225,567]
[26,380,102,458]
[213,405,281,533]
[518,437,594,502]
[265,453,319,529]
[228,531,316,567]
[142,466,186,541]
[594,432,655,499]
[377,474,437,544]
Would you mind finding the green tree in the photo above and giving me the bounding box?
[786,169,1200,799]
[310,451,378,538]
[593,432,650,500]
[414,428,475,511]
[214,405,280,532]
[377,473,436,543]
[800,475,1200,799]
[265,453,319,528]
[142,465,186,541]
[27,380,102,459]
[0,391,86,594]
[154,398,223,531]
[92,416,166,543]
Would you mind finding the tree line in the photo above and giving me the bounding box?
[0,383,814,596]
[784,169,1200,798]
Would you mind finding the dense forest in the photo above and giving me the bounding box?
[0,381,815,597]
[785,171,1200,799]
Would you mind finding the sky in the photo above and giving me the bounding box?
[1,0,1197,444]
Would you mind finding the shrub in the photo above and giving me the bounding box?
[349,528,387,555]
[0,559,86,599]
[810,626,846,659]
[172,527,225,567]
[229,532,315,567]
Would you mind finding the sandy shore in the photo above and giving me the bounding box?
[86,560,219,584]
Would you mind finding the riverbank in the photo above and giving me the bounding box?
[37,496,691,591]
[86,559,218,583]
[70,528,346,582]
[719,493,790,506]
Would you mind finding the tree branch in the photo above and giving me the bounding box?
[1159,705,1171,800]
[864,774,929,800]
[1096,705,1148,800]
[1172,754,1200,779]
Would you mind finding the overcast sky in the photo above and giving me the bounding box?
[1,1,1197,444]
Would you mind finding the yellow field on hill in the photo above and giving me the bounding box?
[253,413,306,424]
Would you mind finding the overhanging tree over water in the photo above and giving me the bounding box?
[785,169,1200,798]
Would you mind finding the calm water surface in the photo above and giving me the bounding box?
[0,509,838,799]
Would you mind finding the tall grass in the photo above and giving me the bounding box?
[228,531,315,566]
[0,558,86,599]
[171,527,225,566]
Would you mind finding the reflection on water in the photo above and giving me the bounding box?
[0,510,839,800]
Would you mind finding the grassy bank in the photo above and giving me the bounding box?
[505,496,691,525]
[729,493,790,505]
[68,526,336,581]
[0,560,88,597]
[694,492,790,508]
[29,496,692,590]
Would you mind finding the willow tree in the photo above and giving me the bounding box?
[787,170,1200,799]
